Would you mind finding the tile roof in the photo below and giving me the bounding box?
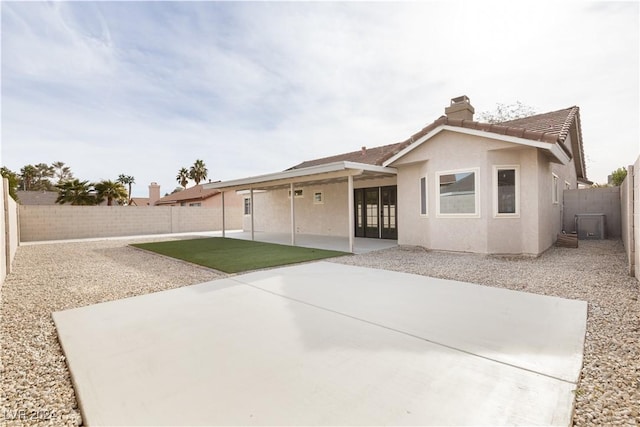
[288,106,586,179]
[289,142,405,169]
[130,197,150,206]
[16,191,58,205]
[154,184,220,205]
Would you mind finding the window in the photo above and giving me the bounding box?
[420,176,427,216]
[288,189,304,198]
[552,174,559,204]
[436,169,479,217]
[243,198,251,215]
[565,181,571,190]
[189,202,202,207]
[493,166,519,217]
[313,191,323,204]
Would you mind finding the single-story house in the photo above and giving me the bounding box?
[154,183,244,210]
[204,96,589,255]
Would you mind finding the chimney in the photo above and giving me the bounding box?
[444,95,475,121]
[149,182,160,206]
[361,146,367,156]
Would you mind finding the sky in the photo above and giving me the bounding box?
[1,1,638,198]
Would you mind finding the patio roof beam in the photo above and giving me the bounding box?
[203,161,397,193]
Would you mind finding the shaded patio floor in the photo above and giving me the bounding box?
[222,230,397,254]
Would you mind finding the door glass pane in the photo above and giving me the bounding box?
[366,190,378,227]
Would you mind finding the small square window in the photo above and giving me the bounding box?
[313,191,323,204]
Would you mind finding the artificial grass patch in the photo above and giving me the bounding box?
[131,237,350,273]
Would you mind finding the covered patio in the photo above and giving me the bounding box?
[205,161,398,253]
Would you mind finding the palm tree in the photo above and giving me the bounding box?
[20,164,37,191]
[189,159,208,185]
[55,179,97,205]
[32,163,55,191]
[176,167,190,188]
[95,180,128,206]
[117,174,135,204]
[52,161,74,183]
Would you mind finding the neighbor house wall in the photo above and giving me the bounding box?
[563,187,621,238]
[1,178,19,286]
[19,205,242,242]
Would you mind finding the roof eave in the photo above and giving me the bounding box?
[383,125,571,166]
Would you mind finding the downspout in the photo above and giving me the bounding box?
[221,191,225,238]
[290,183,296,246]
[250,187,254,241]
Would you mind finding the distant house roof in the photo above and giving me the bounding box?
[288,106,588,182]
[154,184,220,205]
[130,197,150,206]
[16,190,58,205]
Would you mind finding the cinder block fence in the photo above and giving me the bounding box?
[19,205,242,242]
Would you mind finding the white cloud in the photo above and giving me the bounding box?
[2,1,638,196]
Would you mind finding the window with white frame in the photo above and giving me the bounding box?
[494,166,519,216]
[288,189,304,198]
[243,197,251,215]
[420,176,428,216]
[436,169,479,216]
[189,202,202,207]
[552,174,559,204]
[313,191,323,204]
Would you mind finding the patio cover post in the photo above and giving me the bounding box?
[250,187,254,241]
[290,183,296,246]
[221,191,225,238]
[348,175,354,253]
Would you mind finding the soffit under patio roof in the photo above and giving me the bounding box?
[203,161,397,192]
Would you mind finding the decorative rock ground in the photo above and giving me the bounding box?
[1,238,638,426]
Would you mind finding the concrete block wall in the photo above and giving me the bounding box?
[634,157,640,281]
[1,178,19,286]
[621,165,634,276]
[563,187,621,237]
[19,205,242,242]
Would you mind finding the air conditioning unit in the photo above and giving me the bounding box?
[574,214,606,240]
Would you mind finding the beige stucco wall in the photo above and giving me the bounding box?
[19,205,242,242]
[243,176,397,237]
[393,130,578,255]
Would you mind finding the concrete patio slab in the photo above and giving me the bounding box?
[53,262,586,426]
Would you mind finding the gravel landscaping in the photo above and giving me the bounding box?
[1,237,638,426]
